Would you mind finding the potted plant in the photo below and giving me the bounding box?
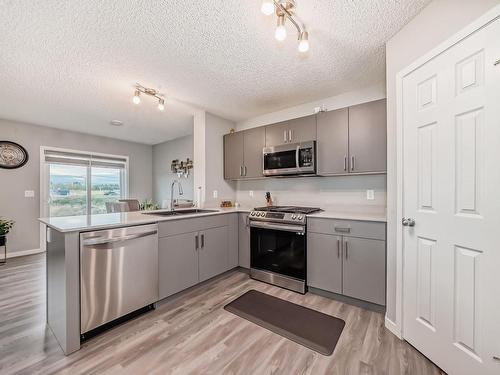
[0,218,14,246]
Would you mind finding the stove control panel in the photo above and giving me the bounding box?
[249,211,307,224]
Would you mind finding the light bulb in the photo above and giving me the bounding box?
[132,90,141,104]
[261,0,274,16]
[298,31,309,53]
[275,15,286,41]
[158,98,165,111]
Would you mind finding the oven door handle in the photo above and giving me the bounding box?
[250,221,305,234]
[296,145,300,169]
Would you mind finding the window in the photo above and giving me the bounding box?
[41,148,128,217]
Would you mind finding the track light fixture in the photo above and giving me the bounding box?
[261,0,309,53]
[132,83,165,111]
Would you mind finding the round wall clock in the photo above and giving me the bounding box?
[0,141,29,169]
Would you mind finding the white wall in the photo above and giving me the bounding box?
[0,118,153,255]
[385,0,499,330]
[153,135,194,207]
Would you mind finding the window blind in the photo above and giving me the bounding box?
[43,149,127,168]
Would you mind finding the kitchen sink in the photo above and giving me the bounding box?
[143,209,218,216]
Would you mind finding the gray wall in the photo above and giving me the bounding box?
[385,0,498,325]
[0,118,153,255]
[153,135,194,207]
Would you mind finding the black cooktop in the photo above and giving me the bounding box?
[253,206,322,214]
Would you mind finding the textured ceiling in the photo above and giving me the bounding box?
[0,0,430,144]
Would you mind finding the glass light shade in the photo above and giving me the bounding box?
[158,99,165,111]
[298,32,309,53]
[261,0,274,16]
[132,90,141,104]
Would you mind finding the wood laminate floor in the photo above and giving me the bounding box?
[0,254,445,375]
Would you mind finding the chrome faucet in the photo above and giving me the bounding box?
[170,180,183,211]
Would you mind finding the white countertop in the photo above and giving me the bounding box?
[39,207,249,233]
[39,206,385,233]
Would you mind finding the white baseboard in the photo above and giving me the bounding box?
[385,316,402,339]
[5,248,45,259]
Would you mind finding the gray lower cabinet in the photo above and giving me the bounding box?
[307,218,386,306]
[226,213,239,269]
[238,213,250,268]
[199,226,228,282]
[348,99,387,173]
[159,232,199,299]
[342,237,386,305]
[307,233,342,294]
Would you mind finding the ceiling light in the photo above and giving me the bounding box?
[132,90,141,104]
[158,98,165,111]
[261,0,274,16]
[132,83,166,111]
[262,0,310,54]
[275,15,287,41]
[298,31,309,53]
[110,120,124,126]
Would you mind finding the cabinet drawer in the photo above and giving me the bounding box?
[307,218,385,241]
[158,215,228,237]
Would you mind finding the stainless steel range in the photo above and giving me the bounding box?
[249,206,322,294]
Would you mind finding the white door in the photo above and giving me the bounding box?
[402,17,500,375]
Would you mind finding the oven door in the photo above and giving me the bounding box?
[250,221,306,283]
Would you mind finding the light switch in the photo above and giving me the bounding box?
[25,190,35,198]
[213,190,218,199]
[249,190,254,197]
[366,190,375,200]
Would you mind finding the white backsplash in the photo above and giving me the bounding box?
[236,174,386,214]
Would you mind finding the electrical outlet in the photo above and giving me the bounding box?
[213,190,218,199]
[366,190,375,200]
[249,190,254,197]
[25,190,35,198]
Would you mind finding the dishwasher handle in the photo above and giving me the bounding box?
[82,230,158,246]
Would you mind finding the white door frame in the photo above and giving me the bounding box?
[394,5,500,338]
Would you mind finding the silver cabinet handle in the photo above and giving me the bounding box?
[351,156,355,171]
[283,130,287,143]
[343,155,347,171]
[334,226,351,233]
[337,238,340,258]
[195,234,199,250]
[288,129,293,143]
[344,240,348,260]
[240,166,243,176]
[402,217,416,227]
[246,215,250,228]
[201,233,205,248]
[82,230,157,246]
[244,166,247,176]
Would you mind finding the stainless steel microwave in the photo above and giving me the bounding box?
[263,141,316,177]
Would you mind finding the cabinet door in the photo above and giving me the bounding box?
[238,213,250,268]
[159,232,199,299]
[265,120,290,146]
[307,233,342,294]
[224,132,244,180]
[316,108,349,175]
[287,114,316,143]
[243,127,265,178]
[348,99,387,173]
[199,226,228,282]
[342,237,386,305]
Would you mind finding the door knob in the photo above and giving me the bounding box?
[402,218,415,227]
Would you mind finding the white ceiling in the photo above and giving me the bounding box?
[0,0,430,144]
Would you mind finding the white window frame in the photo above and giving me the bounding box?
[39,146,130,218]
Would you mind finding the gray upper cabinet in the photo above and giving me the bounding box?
[348,99,387,173]
[199,226,228,282]
[342,237,386,305]
[223,131,244,180]
[242,127,265,178]
[159,232,199,299]
[265,115,316,146]
[238,213,250,268]
[224,127,265,180]
[307,233,342,294]
[316,108,349,175]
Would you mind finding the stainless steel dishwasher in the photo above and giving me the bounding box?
[80,223,159,336]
